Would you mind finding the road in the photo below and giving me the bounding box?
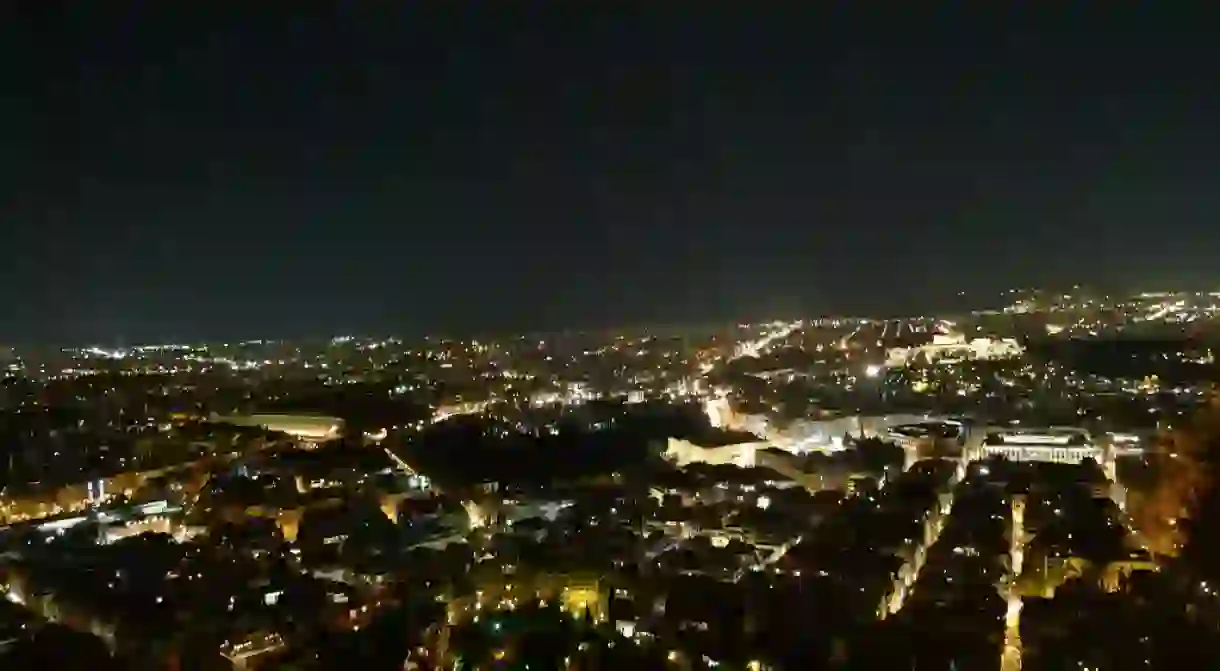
[698,321,803,376]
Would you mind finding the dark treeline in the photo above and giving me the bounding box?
[393,401,718,489]
[1029,338,1220,383]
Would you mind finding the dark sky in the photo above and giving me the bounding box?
[4,4,1219,343]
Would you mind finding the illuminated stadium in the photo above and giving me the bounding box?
[210,413,344,441]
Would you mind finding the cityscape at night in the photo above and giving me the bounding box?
[4,289,1220,669]
[7,4,1220,670]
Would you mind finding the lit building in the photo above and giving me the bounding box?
[701,398,940,452]
[662,437,769,468]
[976,428,1101,464]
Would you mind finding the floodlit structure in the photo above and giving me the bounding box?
[662,438,870,493]
[886,331,1023,368]
[210,413,344,441]
[702,395,962,454]
[884,420,964,453]
[704,395,734,429]
[977,427,1101,464]
[663,437,770,468]
[702,398,947,453]
[666,415,956,472]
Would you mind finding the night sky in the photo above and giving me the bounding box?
[4,4,1219,343]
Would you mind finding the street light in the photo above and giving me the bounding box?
[865,364,883,378]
